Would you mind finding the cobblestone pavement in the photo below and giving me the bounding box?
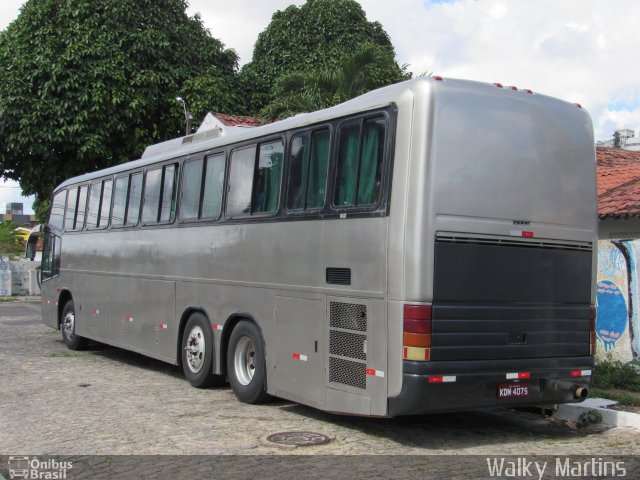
[1,301,639,458]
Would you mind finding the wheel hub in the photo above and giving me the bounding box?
[63,312,75,340]
[184,325,206,373]
[234,336,256,386]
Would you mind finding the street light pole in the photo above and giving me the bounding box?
[176,96,193,136]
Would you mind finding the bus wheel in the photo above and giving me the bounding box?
[61,300,88,350]
[181,313,221,388]
[227,320,270,404]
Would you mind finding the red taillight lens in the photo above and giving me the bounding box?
[403,304,432,361]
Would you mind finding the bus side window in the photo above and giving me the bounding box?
[112,176,129,227]
[75,185,88,230]
[49,190,66,230]
[252,141,283,214]
[227,146,256,217]
[287,129,330,212]
[201,153,225,219]
[334,116,386,208]
[86,179,112,230]
[180,158,204,220]
[142,164,178,224]
[64,187,78,231]
[126,173,143,226]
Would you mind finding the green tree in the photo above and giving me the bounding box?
[241,0,409,113]
[0,221,23,261]
[262,44,401,119]
[0,0,240,204]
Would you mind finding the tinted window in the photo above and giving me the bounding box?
[201,154,225,219]
[112,176,129,227]
[334,117,386,207]
[253,141,283,214]
[64,187,78,230]
[75,185,88,230]
[159,165,177,223]
[126,173,142,226]
[227,146,256,217]
[86,182,102,229]
[180,159,203,221]
[142,164,178,224]
[287,129,329,211]
[142,168,162,223]
[99,180,113,228]
[49,190,66,230]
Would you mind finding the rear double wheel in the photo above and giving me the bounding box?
[181,313,223,388]
[227,320,270,403]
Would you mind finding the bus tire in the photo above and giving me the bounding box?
[181,313,221,388]
[227,320,270,404]
[61,300,88,350]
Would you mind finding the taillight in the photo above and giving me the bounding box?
[589,306,597,355]
[403,304,432,361]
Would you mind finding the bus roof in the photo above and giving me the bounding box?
[55,76,586,191]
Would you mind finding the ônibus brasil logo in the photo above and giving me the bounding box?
[7,457,72,479]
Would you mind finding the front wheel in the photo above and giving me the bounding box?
[61,300,88,350]
[227,320,270,403]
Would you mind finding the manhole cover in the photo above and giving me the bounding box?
[265,431,331,447]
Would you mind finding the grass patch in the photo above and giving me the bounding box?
[0,296,15,303]
[590,388,640,406]
[592,358,640,392]
[47,351,85,358]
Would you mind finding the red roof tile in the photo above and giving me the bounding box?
[212,113,267,127]
[597,147,640,218]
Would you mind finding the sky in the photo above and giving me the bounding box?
[1,0,639,213]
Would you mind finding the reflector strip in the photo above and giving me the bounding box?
[46,300,51,304]
[212,323,223,331]
[506,372,531,380]
[570,369,592,377]
[510,230,534,238]
[126,316,134,322]
[366,368,385,378]
[92,309,100,315]
[159,323,168,330]
[292,353,308,362]
[428,375,456,383]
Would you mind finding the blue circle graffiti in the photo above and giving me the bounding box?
[596,280,628,352]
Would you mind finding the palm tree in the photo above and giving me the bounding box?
[262,45,406,119]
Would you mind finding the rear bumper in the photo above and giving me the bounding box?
[388,356,594,416]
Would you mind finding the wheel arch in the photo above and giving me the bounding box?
[57,289,73,329]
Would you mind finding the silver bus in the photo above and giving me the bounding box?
[34,77,597,416]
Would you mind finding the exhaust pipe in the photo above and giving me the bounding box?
[573,386,588,400]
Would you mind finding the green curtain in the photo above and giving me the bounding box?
[335,124,360,206]
[307,130,329,209]
[357,120,382,205]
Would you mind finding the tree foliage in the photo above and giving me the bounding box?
[0,0,240,203]
[261,44,403,119]
[0,221,23,261]
[241,0,409,113]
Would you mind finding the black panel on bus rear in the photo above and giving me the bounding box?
[431,239,592,361]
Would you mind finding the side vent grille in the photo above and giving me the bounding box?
[328,301,367,390]
[326,267,351,285]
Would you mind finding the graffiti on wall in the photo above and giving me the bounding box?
[596,240,639,363]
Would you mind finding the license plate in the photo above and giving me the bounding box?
[497,383,529,399]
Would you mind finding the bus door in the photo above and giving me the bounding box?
[39,228,61,329]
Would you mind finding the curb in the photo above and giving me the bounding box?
[555,398,640,429]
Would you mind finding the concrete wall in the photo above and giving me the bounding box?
[0,260,40,296]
